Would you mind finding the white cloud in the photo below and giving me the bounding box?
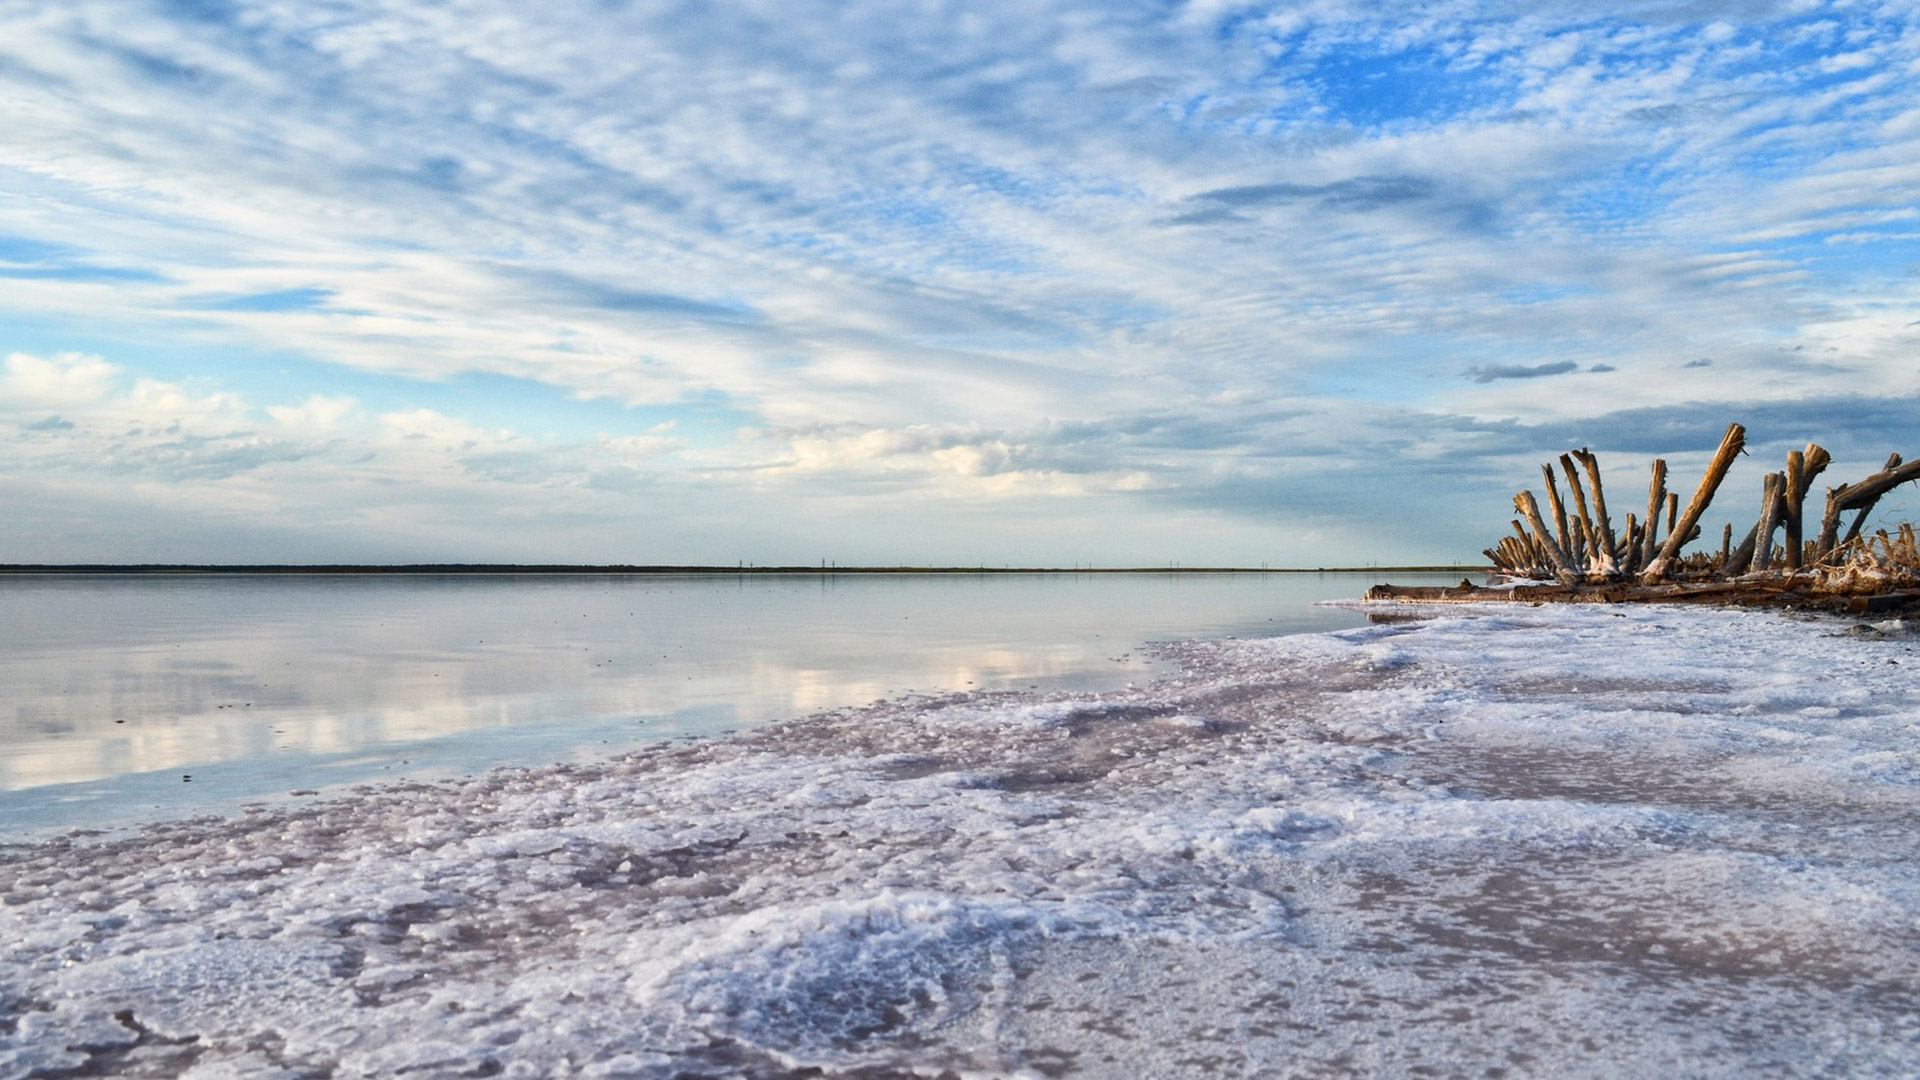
[1,351,119,409]
[267,394,358,431]
[377,408,484,443]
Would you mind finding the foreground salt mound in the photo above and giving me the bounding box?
[4,606,1920,1078]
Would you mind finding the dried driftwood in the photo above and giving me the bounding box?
[1571,449,1620,574]
[1463,420,1920,607]
[1642,423,1744,582]
[1782,445,1831,572]
[1639,459,1667,572]
[1754,472,1784,573]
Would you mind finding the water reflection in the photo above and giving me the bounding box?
[0,571,1466,830]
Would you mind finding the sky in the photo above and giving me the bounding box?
[2,0,1918,566]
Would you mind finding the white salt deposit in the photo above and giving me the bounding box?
[4,604,1920,1078]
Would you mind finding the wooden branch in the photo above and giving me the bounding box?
[1838,453,1916,545]
[1642,423,1745,582]
[1559,455,1601,577]
[1720,522,1732,569]
[1541,464,1572,557]
[1666,492,1678,534]
[1571,449,1621,576]
[1623,515,1642,574]
[1516,492,1579,584]
[1837,454,1919,510]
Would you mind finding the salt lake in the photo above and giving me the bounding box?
[0,570,1465,834]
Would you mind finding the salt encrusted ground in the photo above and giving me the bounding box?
[4,605,1919,1079]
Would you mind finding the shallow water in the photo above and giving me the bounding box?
[0,570,1466,833]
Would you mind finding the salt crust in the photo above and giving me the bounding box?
[3,606,1919,1078]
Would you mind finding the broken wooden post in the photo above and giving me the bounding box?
[1720,522,1732,569]
[1642,422,1746,582]
[1753,472,1785,572]
[1640,459,1667,571]
[1818,484,1847,558]
[1784,450,1805,571]
[1780,445,1828,571]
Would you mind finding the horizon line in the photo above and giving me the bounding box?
[0,563,1485,576]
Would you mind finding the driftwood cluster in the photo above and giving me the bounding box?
[1372,422,1920,611]
[1489,422,1920,585]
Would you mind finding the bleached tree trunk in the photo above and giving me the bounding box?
[1642,423,1745,582]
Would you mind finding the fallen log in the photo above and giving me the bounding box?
[1835,454,1919,548]
[1363,580,1920,614]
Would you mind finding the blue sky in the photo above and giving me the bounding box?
[2,0,1918,565]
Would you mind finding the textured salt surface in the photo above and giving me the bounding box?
[3,606,1919,1078]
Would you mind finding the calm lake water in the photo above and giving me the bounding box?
[0,571,1468,835]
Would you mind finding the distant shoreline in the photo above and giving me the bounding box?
[0,564,1481,576]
